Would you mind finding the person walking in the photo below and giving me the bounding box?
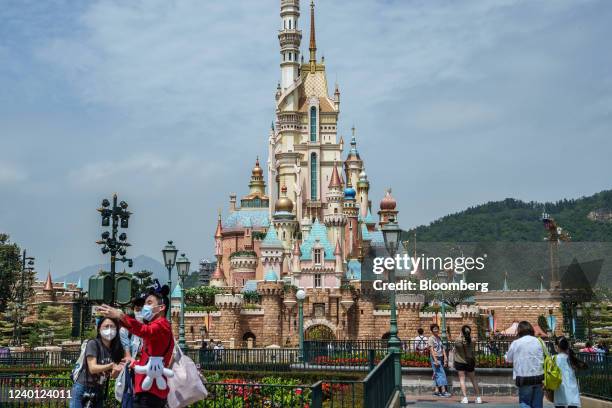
[454,325,482,404]
[505,321,545,408]
[70,317,125,408]
[554,336,587,408]
[429,323,451,398]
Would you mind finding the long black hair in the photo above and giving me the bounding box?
[556,336,587,371]
[461,325,472,344]
[96,317,124,363]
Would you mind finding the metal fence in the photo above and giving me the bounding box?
[576,352,612,401]
[0,351,81,369]
[362,353,395,408]
[198,348,300,372]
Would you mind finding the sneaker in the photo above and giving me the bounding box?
[432,392,441,397]
[460,397,469,404]
[476,396,482,404]
[442,392,452,398]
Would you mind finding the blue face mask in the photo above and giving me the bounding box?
[141,305,156,322]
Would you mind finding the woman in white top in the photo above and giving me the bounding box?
[554,336,587,408]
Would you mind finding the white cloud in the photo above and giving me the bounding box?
[0,163,27,184]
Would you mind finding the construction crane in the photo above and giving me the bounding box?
[542,211,571,290]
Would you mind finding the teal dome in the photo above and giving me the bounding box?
[344,186,356,199]
[264,269,278,281]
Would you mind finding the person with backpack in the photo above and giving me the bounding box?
[69,317,125,408]
[505,321,545,408]
[554,336,587,408]
[98,281,174,408]
[414,328,428,354]
[454,325,482,404]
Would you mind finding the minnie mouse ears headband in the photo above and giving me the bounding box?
[148,279,170,297]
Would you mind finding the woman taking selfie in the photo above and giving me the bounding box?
[70,317,125,408]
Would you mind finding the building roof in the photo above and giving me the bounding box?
[222,209,269,229]
[241,280,259,293]
[364,208,376,225]
[261,225,283,248]
[369,229,385,246]
[264,269,278,281]
[171,281,182,298]
[347,260,362,280]
[300,219,335,261]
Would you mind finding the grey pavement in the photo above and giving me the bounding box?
[404,396,555,407]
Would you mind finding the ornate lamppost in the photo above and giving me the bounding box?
[96,194,133,306]
[176,253,190,352]
[382,216,406,406]
[162,241,178,324]
[296,289,306,361]
[12,249,35,346]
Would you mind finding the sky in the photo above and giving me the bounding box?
[1,0,611,279]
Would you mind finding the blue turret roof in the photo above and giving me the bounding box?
[76,278,82,290]
[369,229,385,246]
[171,281,182,298]
[241,280,259,292]
[264,269,278,281]
[261,225,283,247]
[364,208,376,225]
[361,223,371,241]
[223,209,269,229]
[344,186,356,199]
[347,260,362,280]
[300,219,335,260]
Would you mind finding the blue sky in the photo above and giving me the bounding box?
[1,0,611,279]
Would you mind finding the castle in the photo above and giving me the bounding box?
[204,1,568,347]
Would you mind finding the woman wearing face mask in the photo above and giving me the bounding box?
[99,281,174,408]
[69,317,125,408]
[454,325,482,404]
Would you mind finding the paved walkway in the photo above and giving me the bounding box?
[405,395,555,407]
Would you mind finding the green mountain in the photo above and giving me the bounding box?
[408,190,612,242]
[404,190,612,290]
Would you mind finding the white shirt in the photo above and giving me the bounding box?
[553,353,581,407]
[414,335,428,350]
[505,335,544,379]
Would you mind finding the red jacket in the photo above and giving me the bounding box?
[121,314,174,399]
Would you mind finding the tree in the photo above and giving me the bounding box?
[132,270,154,297]
[0,234,21,313]
[184,286,220,307]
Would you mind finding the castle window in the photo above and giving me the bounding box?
[314,274,322,288]
[310,107,317,142]
[310,153,317,200]
[314,249,322,265]
[283,53,286,62]
[289,19,292,29]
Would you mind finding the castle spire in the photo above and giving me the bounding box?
[309,0,317,73]
[44,269,53,291]
[329,161,342,188]
[215,209,223,239]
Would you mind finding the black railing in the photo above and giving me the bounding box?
[0,351,81,369]
[576,352,612,401]
[199,348,299,371]
[362,353,395,408]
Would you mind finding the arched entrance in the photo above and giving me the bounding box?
[242,331,256,348]
[305,325,335,340]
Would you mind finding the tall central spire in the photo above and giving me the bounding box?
[309,0,317,73]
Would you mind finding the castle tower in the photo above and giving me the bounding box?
[324,162,346,249]
[378,189,398,226]
[279,0,302,91]
[248,157,266,196]
[343,176,359,258]
[273,0,342,224]
[260,225,285,278]
[257,281,284,346]
[210,211,227,287]
[356,168,370,218]
[273,185,298,250]
[343,126,363,193]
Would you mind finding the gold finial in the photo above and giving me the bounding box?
[309,0,317,73]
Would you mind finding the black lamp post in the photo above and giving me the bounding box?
[12,249,34,346]
[162,241,178,324]
[382,216,406,406]
[96,193,133,306]
[176,253,191,352]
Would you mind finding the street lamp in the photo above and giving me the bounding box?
[96,194,133,306]
[296,289,306,362]
[381,216,406,406]
[162,241,178,324]
[13,250,35,346]
[176,253,191,352]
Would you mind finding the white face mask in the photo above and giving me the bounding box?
[135,311,144,323]
[101,327,116,341]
